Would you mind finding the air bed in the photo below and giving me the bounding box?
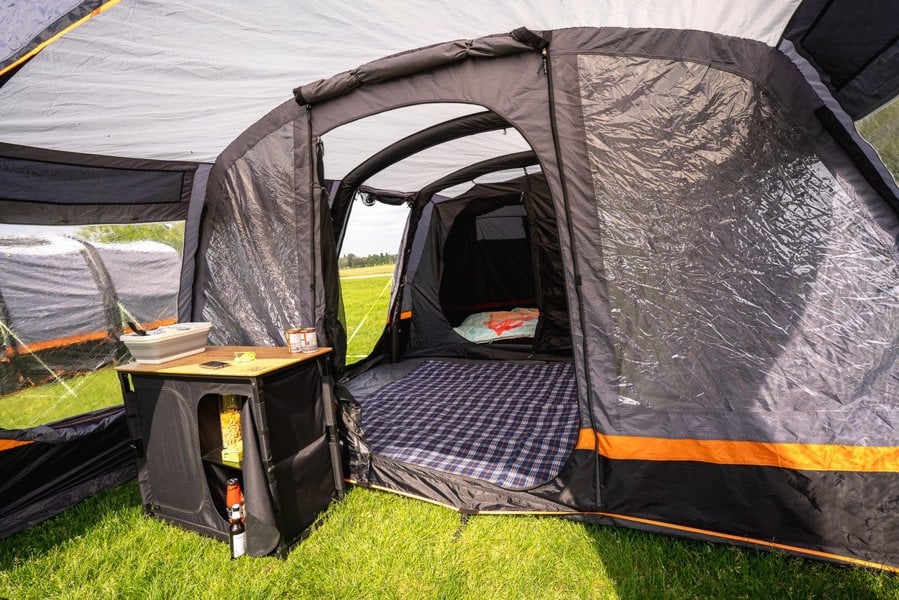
[351,359,579,489]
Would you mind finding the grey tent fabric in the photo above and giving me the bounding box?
[294,32,542,105]
[199,24,899,569]
[2,0,899,570]
[573,51,899,445]
[0,0,109,78]
[782,0,899,119]
[0,142,199,226]
[0,1,802,162]
[405,173,570,359]
[330,111,512,245]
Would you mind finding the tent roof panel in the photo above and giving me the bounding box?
[0,0,97,67]
[0,0,800,162]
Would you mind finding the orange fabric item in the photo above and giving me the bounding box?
[483,308,539,335]
[0,440,33,452]
[575,429,899,473]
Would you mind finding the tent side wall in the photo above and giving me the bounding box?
[195,101,326,347]
[0,143,207,537]
[547,28,899,568]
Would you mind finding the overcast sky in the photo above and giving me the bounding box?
[340,201,409,257]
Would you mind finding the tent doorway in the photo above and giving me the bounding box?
[325,104,576,491]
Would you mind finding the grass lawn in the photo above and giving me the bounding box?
[858,96,899,181]
[2,265,898,597]
[339,263,396,278]
[0,367,121,430]
[340,266,394,362]
[1,482,896,599]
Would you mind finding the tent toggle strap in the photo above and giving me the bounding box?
[454,508,478,541]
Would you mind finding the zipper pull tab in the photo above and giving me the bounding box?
[540,48,548,75]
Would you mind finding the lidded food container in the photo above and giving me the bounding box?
[120,322,212,364]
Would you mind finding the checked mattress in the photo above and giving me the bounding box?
[360,360,579,489]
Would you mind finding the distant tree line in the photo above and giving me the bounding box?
[339,252,397,269]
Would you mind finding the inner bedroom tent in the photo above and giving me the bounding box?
[1,0,898,573]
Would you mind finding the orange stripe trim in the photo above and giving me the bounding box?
[8,318,178,355]
[0,440,33,452]
[353,479,899,572]
[576,429,899,473]
[0,0,123,77]
[595,511,899,573]
[386,311,413,324]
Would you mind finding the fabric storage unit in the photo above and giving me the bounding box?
[116,346,343,557]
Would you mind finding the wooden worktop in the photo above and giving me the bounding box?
[115,345,332,378]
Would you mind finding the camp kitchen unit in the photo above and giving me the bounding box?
[116,347,344,557]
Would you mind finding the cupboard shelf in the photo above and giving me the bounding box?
[201,448,243,470]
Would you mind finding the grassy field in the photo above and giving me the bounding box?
[340,265,394,362]
[2,267,898,597]
[0,367,121,430]
[858,97,899,181]
[1,482,896,599]
[339,263,396,278]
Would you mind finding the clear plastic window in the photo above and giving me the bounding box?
[856,95,899,185]
[0,222,184,429]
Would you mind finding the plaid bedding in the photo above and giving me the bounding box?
[360,360,579,489]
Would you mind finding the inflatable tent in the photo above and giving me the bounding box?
[0,235,180,394]
[1,0,898,571]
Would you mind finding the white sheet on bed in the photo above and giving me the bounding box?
[453,307,539,343]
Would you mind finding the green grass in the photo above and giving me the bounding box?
[0,367,121,430]
[3,261,898,597]
[1,483,896,599]
[340,266,394,362]
[857,96,899,183]
[339,263,396,278]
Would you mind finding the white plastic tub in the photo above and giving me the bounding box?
[121,322,212,364]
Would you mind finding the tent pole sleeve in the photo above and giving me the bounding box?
[177,164,211,323]
[319,372,346,500]
[389,198,428,363]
